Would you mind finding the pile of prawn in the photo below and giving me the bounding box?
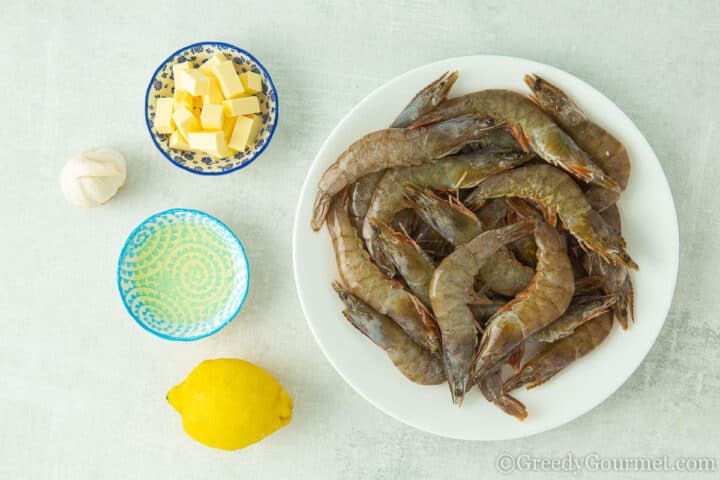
[311,70,637,420]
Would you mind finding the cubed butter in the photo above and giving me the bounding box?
[178,69,210,96]
[172,107,201,141]
[193,95,204,108]
[169,131,198,152]
[239,72,263,95]
[222,115,237,141]
[212,60,245,99]
[173,90,193,109]
[172,62,191,83]
[210,144,238,160]
[200,104,224,130]
[244,114,263,144]
[228,115,261,151]
[188,131,226,156]
[198,53,228,75]
[154,97,174,134]
[202,77,224,105]
[223,96,260,117]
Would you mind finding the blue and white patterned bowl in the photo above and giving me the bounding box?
[145,42,279,175]
[117,209,250,341]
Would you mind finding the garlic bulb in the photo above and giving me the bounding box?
[60,148,127,207]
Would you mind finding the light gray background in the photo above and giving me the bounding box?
[1,1,717,478]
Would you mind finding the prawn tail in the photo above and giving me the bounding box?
[611,249,639,271]
[311,191,332,231]
[561,140,621,192]
[523,74,588,127]
[503,362,561,392]
[507,344,525,372]
[590,170,621,192]
[614,275,635,329]
[508,124,531,153]
[479,373,528,421]
[498,394,528,421]
[503,368,532,392]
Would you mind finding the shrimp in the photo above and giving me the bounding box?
[361,149,532,263]
[475,198,508,230]
[369,218,434,307]
[312,116,502,230]
[430,222,533,404]
[333,281,445,385]
[391,70,459,128]
[327,197,441,356]
[525,74,630,212]
[582,204,635,329]
[473,199,575,382]
[348,71,460,230]
[504,312,614,391]
[532,294,617,343]
[411,89,620,192]
[363,150,530,239]
[403,183,534,297]
[464,164,638,270]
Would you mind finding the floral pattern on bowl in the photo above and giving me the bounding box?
[145,42,278,175]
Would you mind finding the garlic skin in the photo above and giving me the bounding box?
[60,148,127,207]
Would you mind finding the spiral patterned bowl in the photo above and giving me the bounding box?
[145,41,278,175]
[117,209,250,341]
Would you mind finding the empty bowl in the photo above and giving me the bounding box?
[117,209,250,340]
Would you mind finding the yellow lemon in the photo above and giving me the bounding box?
[167,358,292,450]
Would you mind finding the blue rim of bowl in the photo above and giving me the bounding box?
[144,41,279,176]
[116,208,251,341]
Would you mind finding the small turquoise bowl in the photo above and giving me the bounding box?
[145,41,279,175]
[117,209,250,341]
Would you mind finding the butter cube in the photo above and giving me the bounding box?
[172,62,191,83]
[188,131,226,156]
[210,144,238,160]
[212,61,245,99]
[198,53,228,75]
[202,77,224,105]
[228,115,262,151]
[239,72,263,95]
[223,96,260,117]
[193,96,204,108]
[169,131,198,152]
[200,104,224,130]
[244,114,263,144]
[173,90,193,109]
[222,115,237,141]
[178,69,210,96]
[154,97,174,134]
[172,106,201,141]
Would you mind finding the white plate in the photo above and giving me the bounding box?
[292,56,678,440]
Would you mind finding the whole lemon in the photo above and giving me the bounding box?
[167,359,293,450]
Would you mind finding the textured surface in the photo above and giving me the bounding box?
[0,0,717,478]
[118,209,249,340]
